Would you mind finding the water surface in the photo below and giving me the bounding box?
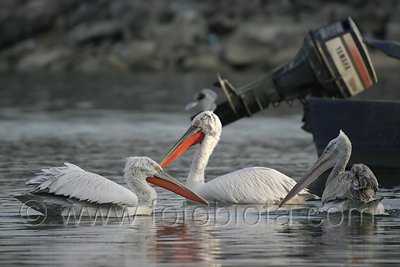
[1,71,400,266]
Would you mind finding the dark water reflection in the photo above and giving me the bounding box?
[0,72,227,112]
[1,67,398,112]
[1,70,400,266]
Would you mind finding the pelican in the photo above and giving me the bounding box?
[186,88,217,112]
[279,130,384,214]
[12,157,209,216]
[160,111,317,204]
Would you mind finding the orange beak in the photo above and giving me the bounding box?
[160,125,205,168]
[146,169,209,206]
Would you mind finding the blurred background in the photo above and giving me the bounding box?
[0,0,399,74]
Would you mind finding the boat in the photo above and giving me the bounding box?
[192,17,400,189]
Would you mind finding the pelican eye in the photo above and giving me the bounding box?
[155,166,161,172]
[194,120,200,126]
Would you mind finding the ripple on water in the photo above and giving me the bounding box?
[1,108,400,266]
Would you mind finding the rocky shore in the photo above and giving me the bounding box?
[0,0,399,73]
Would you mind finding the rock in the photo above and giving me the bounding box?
[181,54,229,72]
[71,56,126,73]
[208,14,238,35]
[0,39,38,59]
[0,0,20,9]
[386,1,400,40]
[66,3,100,29]
[0,0,60,49]
[0,58,8,72]
[171,10,208,47]
[116,41,164,70]
[69,20,123,45]
[223,42,272,67]
[387,23,400,40]
[144,9,208,69]
[15,48,71,72]
[0,0,398,73]
[71,56,104,73]
[0,39,37,71]
[108,1,150,39]
[58,0,83,10]
[147,9,207,47]
[223,22,304,68]
[104,55,130,72]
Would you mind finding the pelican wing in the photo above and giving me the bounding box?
[27,163,138,206]
[322,164,378,204]
[199,167,316,204]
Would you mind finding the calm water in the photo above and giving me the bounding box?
[1,71,400,266]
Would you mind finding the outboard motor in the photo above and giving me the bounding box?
[212,17,377,129]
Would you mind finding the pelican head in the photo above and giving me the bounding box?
[124,157,209,206]
[279,130,352,207]
[160,111,221,168]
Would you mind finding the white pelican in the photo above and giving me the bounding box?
[186,88,217,112]
[160,111,317,204]
[279,130,384,214]
[12,157,209,216]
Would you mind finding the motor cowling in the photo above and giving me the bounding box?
[213,17,377,127]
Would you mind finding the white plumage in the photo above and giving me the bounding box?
[161,111,317,204]
[198,167,315,204]
[13,157,208,216]
[28,163,138,206]
[279,130,384,214]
